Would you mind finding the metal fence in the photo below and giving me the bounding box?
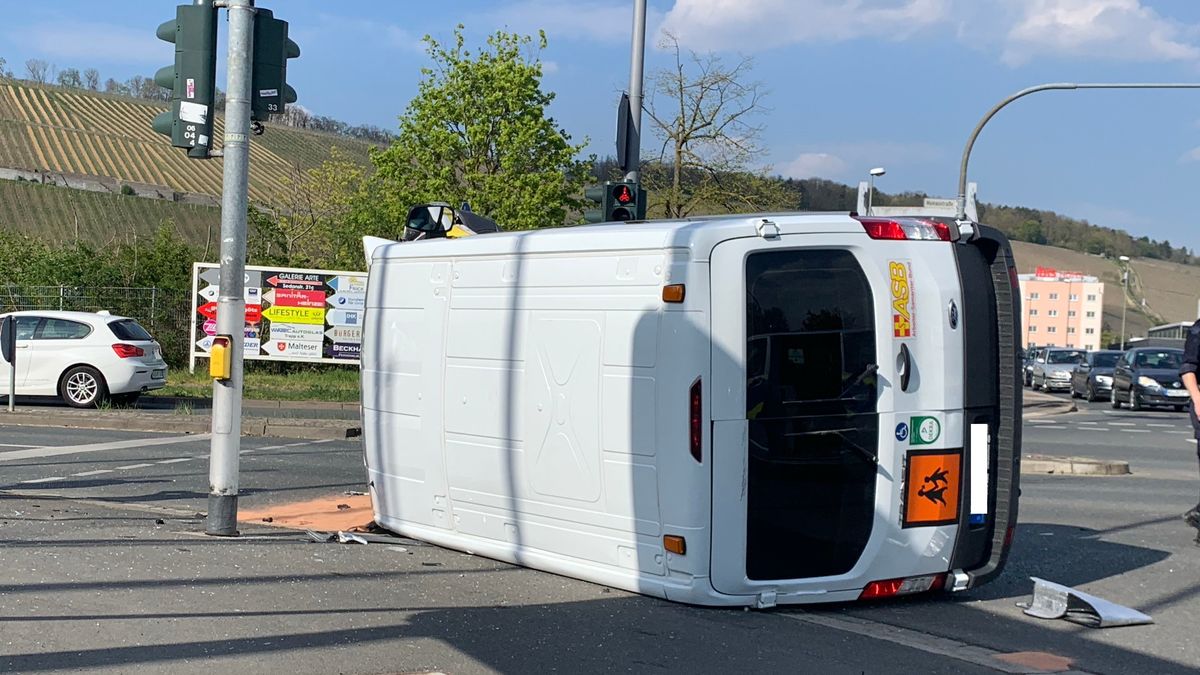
[0,285,192,366]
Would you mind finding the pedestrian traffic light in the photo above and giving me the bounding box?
[607,181,646,221]
[583,181,647,223]
[152,3,218,159]
[251,9,300,121]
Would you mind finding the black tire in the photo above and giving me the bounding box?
[110,392,141,407]
[1130,389,1143,411]
[1085,384,1097,403]
[1111,387,1122,409]
[60,366,107,408]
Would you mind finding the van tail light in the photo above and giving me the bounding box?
[859,573,946,600]
[689,378,702,463]
[112,343,145,358]
[855,216,952,241]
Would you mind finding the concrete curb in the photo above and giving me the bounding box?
[0,409,360,441]
[1023,391,1076,418]
[1021,454,1131,476]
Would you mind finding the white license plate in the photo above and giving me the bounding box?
[151,369,166,380]
[1167,389,1188,397]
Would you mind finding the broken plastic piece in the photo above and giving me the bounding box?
[306,530,336,543]
[337,531,369,545]
[1017,577,1153,628]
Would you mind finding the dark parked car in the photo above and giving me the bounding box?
[1110,348,1189,411]
[1070,350,1123,402]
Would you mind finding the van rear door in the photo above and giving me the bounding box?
[708,220,966,598]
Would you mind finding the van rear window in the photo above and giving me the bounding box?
[108,319,153,341]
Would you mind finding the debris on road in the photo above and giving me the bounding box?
[1017,577,1153,628]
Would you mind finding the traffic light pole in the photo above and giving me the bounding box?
[625,0,646,183]
[207,0,255,536]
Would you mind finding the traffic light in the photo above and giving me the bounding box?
[583,181,647,223]
[251,9,300,121]
[152,3,218,159]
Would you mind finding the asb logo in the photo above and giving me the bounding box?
[890,260,915,338]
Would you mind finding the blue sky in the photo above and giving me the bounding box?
[4,1,1200,251]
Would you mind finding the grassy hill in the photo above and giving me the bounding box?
[1010,240,1198,339]
[0,81,373,203]
[0,178,220,249]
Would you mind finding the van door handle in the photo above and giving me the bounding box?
[897,343,912,392]
[15,344,29,349]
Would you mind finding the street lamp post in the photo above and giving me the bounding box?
[955,82,1200,221]
[1119,255,1130,349]
[867,167,885,215]
[1025,294,1034,350]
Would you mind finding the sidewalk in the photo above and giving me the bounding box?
[0,398,359,441]
[1022,390,1075,418]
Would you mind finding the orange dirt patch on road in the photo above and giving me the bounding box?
[993,651,1074,673]
[239,494,373,531]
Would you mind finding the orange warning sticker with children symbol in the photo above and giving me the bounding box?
[902,449,962,528]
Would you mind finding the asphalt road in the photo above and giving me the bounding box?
[1,402,1198,674]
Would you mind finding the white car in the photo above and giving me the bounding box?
[0,310,168,407]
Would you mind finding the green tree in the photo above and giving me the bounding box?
[370,26,591,231]
[56,67,82,88]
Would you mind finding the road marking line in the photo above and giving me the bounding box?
[115,463,155,470]
[0,443,34,448]
[255,445,287,451]
[21,476,65,484]
[0,434,210,463]
[1107,422,1136,426]
[1147,423,1176,428]
[1167,431,1191,435]
[1120,429,1151,433]
[156,458,192,464]
[1078,421,1099,425]
[71,469,113,477]
[779,611,1094,675]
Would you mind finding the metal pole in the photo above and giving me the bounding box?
[207,0,254,537]
[867,176,874,216]
[624,0,646,182]
[1120,267,1128,350]
[956,83,1200,220]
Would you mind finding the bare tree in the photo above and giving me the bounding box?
[25,59,50,84]
[84,68,100,91]
[0,57,7,79]
[643,33,785,218]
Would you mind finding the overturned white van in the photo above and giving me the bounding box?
[360,212,1021,606]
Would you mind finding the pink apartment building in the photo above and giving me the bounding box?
[1018,267,1105,351]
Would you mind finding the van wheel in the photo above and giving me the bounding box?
[1085,385,1097,403]
[61,366,107,408]
[1111,388,1122,409]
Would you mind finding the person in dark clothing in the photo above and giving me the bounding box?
[1179,318,1200,540]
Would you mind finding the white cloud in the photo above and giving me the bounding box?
[655,0,1200,67]
[658,0,951,52]
[7,22,164,65]
[781,152,850,179]
[1179,146,1200,163]
[480,1,667,44]
[779,141,945,180]
[1000,0,1200,65]
[540,60,561,75]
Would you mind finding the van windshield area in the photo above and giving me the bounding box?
[1046,350,1084,364]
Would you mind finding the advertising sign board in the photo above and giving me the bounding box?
[189,263,368,371]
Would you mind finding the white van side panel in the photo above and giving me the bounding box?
[365,248,688,583]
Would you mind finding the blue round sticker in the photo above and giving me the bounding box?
[895,422,909,442]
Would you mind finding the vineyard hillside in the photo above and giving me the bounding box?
[0,179,220,249]
[0,81,374,204]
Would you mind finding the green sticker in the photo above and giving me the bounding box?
[910,416,941,445]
